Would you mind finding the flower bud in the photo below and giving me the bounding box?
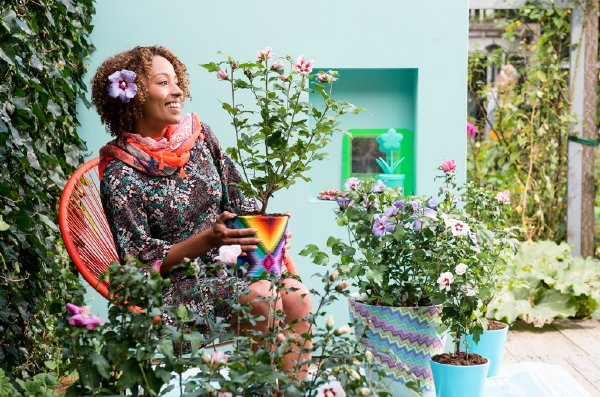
[275,333,286,343]
[336,281,349,291]
[365,350,374,361]
[317,72,329,83]
[326,315,334,330]
[201,353,211,363]
[335,325,351,335]
[278,74,288,82]
[350,369,361,380]
[216,70,228,80]
[329,269,339,281]
[359,388,370,396]
[271,61,285,70]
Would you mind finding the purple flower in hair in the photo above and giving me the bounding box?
[372,214,395,237]
[371,180,386,193]
[108,70,138,103]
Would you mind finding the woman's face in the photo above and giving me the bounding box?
[137,55,184,137]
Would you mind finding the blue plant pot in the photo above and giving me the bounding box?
[430,357,489,397]
[377,173,405,190]
[463,323,508,377]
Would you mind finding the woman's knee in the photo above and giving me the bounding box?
[281,279,312,317]
[240,279,282,313]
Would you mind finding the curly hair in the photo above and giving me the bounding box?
[91,46,190,136]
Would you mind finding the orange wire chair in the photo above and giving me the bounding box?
[59,157,116,299]
[58,157,299,300]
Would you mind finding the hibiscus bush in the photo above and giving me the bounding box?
[54,259,391,396]
[201,47,362,214]
[304,162,518,353]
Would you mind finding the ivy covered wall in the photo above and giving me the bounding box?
[0,0,95,377]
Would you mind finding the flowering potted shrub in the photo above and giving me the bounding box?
[302,160,517,392]
[201,47,361,277]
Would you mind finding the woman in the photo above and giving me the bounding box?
[92,46,312,376]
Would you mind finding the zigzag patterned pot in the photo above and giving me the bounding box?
[349,299,444,391]
[227,214,289,278]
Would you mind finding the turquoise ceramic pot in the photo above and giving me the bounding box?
[430,357,489,397]
[377,173,405,190]
[464,323,508,377]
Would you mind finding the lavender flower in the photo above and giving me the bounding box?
[385,205,398,218]
[427,198,437,209]
[336,196,351,209]
[410,200,420,212]
[393,200,405,211]
[412,219,428,231]
[372,214,394,237]
[422,207,438,219]
[371,180,386,193]
[344,177,363,191]
[108,70,138,103]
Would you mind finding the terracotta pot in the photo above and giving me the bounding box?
[349,298,444,391]
[227,214,289,278]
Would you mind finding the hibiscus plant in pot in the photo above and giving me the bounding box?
[429,166,518,397]
[201,47,361,278]
[301,160,517,393]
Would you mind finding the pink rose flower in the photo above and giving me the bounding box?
[214,245,242,264]
[495,189,510,204]
[216,70,228,80]
[271,61,285,70]
[439,159,456,173]
[256,47,273,61]
[204,350,228,365]
[294,55,314,75]
[66,303,104,330]
[317,72,329,83]
[437,272,454,291]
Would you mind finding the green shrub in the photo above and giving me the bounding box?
[0,0,95,378]
[489,241,600,327]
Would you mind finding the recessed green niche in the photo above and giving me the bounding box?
[342,128,415,195]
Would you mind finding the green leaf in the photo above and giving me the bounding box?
[0,216,9,231]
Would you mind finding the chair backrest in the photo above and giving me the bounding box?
[59,157,117,299]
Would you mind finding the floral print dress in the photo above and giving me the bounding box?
[100,122,255,326]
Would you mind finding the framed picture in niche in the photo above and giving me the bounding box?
[341,129,415,195]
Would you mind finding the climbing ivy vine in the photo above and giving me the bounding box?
[0,0,94,379]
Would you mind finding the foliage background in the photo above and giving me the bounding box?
[0,0,94,379]
[467,2,577,242]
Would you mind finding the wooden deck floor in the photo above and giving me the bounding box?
[504,319,600,396]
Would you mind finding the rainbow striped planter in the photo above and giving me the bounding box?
[349,299,444,391]
[227,214,289,278]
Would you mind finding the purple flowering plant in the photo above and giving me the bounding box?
[304,164,519,342]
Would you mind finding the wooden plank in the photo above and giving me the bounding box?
[552,321,600,357]
[564,355,600,394]
[510,322,588,358]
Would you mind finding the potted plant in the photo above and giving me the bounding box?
[201,47,361,277]
[303,160,517,393]
[460,183,516,377]
[428,164,518,396]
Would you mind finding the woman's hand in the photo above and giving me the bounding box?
[209,211,261,253]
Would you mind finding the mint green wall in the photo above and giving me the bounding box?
[77,0,468,324]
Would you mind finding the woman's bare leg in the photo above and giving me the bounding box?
[280,278,312,379]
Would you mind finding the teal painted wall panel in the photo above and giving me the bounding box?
[77,0,468,324]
